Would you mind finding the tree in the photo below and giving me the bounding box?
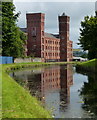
[2,2,26,58]
[78,16,97,59]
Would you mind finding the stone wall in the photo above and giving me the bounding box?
[14,58,42,63]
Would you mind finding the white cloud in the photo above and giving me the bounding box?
[14,2,96,48]
[14,0,96,2]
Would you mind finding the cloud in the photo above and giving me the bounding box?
[14,0,96,2]
[95,1,97,11]
[14,2,95,48]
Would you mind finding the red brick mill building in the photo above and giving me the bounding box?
[21,12,73,62]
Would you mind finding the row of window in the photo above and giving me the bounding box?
[42,72,60,77]
[42,84,60,88]
[42,45,60,51]
[42,38,59,45]
[42,44,60,51]
[42,52,60,57]
[42,46,60,52]
[46,40,59,45]
[47,52,60,56]
[42,79,60,83]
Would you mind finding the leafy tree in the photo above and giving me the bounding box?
[2,2,26,58]
[78,16,97,59]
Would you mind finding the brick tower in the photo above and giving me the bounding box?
[26,13,45,57]
[58,13,70,61]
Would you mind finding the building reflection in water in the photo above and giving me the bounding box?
[10,64,73,116]
[41,65,73,111]
[59,64,73,112]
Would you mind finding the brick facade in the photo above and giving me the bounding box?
[26,13,45,57]
[59,13,73,61]
[22,12,73,62]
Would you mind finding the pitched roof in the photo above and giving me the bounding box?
[20,28,59,39]
[44,32,59,39]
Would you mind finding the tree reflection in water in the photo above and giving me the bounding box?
[76,69,97,117]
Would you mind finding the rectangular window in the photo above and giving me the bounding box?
[42,45,44,51]
[32,27,36,36]
[46,46,47,49]
[42,31,44,36]
[42,38,44,43]
[42,52,44,58]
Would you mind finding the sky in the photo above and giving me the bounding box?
[13,1,96,48]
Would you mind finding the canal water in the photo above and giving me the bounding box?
[9,64,97,118]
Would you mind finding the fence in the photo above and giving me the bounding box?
[0,56,13,64]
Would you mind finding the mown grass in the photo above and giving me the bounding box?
[76,59,97,73]
[2,61,77,118]
[2,69,51,118]
[2,71,52,118]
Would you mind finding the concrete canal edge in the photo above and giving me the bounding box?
[2,61,76,118]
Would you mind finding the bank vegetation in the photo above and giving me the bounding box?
[76,59,97,73]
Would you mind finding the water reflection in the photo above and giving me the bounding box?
[76,69,97,117]
[10,64,95,118]
[59,65,73,112]
[10,64,73,116]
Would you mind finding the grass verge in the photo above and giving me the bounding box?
[2,70,51,118]
[2,62,55,118]
[76,59,97,73]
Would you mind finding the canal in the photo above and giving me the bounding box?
[9,64,97,118]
